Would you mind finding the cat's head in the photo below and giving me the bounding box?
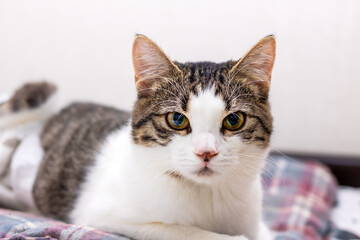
[131,35,275,184]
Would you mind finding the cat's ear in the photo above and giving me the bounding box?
[132,35,182,95]
[229,35,276,97]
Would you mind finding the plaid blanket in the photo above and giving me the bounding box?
[263,156,359,240]
[0,156,358,240]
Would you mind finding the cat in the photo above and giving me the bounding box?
[0,34,276,240]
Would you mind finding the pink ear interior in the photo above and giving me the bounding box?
[132,36,156,83]
[229,36,276,96]
[132,35,180,92]
[257,37,276,79]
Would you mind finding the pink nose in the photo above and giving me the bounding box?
[193,132,218,163]
[195,150,218,163]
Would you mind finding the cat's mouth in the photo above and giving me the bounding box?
[196,166,214,176]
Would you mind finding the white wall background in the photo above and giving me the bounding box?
[1,0,359,156]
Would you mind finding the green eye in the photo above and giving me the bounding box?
[223,112,245,131]
[166,112,189,130]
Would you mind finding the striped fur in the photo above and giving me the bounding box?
[33,103,130,220]
[132,57,273,149]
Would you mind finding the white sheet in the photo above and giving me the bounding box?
[331,187,360,236]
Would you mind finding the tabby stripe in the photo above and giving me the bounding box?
[188,65,196,83]
[254,136,265,141]
[181,95,189,112]
[253,116,271,134]
[133,113,155,128]
[151,119,170,135]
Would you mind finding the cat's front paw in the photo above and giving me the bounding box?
[213,235,248,240]
[233,236,249,240]
[229,236,248,240]
[255,222,273,240]
[198,232,248,240]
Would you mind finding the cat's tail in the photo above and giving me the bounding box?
[0,81,58,129]
[0,82,58,211]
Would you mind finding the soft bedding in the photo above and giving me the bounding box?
[0,156,358,240]
[263,156,359,240]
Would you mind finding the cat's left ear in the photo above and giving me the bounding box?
[229,35,276,97]
[132,34,182,95]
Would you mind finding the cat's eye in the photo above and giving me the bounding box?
[223,112,245,131]
[166,112,189,130]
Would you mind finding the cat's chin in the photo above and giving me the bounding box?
[165,168,221,185]
[189,175,220,185]
[196,166,214,176]
[182,168,225,185]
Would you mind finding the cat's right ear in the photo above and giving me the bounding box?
[132,35,182,96]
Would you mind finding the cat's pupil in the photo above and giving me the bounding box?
[173,113,185,126]
[227,113,239,126]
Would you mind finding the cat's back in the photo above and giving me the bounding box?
[40,102,130,152]
[33,102,130,220]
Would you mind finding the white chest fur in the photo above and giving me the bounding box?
[70,126,264,239]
